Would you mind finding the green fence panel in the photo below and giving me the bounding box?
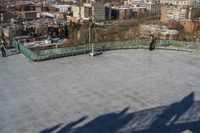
[12,38,38,61]
[12,38,200,61]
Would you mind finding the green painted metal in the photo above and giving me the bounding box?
[12,38,38,61]
[12,38,200,61]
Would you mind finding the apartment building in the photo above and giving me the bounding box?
[18,11,39,20]
[93,3,106,21]
[72,5,92,18]
[0,11,16,23]
[72,3,108,21]
[161,5,200,21]
[54,5,72,12]
[143,0,161,14]
[160,0,198,6]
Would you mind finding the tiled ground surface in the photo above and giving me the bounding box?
[0,49,200,133]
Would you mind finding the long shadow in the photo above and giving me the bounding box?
[6,52,20,57]
[40,124,62,133]
[150,92,194,133]
[73,107,133,133]
[41,92,200,133]
[0,51,20,57]
[134,92,197,133]
[57,116,87,133]
[40,116,87,133]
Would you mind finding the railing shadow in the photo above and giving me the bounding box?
[6,52,20,57]
[40,92,200,133]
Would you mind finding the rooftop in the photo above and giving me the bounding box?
[1,49,200,133]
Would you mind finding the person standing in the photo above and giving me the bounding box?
[149,34,156,51]
[0,39,6,57]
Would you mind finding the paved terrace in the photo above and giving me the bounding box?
[1,49,200,133]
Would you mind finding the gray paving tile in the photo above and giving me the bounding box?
[0,50,200,133]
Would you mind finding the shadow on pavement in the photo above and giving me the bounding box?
[6,52,20,57]
[40,116,87,133]
[0,50,19,57]
[40,92,200,133]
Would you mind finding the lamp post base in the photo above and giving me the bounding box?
[89,51,103,57]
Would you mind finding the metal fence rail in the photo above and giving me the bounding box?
[12,38,200,61]
[12,39,38,61]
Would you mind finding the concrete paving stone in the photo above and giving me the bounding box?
[1,49,200,133]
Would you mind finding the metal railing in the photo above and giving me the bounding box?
[12,38,200,61]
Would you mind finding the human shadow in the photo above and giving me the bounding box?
[41,92,200,133]
[40,124,62,133]
[134,92,198,133]
[73,107,134,133]
[57,116,87,133]
[40,116,87,133]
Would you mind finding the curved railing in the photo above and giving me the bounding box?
[12,38,200,61]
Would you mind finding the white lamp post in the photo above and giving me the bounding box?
[89,21,95,57]
[89,21,103,57]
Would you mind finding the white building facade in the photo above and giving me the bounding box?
[160,0,199,6]
[143,0,161,14]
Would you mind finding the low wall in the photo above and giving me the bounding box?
[12,38,200,61]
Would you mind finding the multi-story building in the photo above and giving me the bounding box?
[0,10,16,23]
[124,0,148,17]
[72,5,92,18]
[93,3,106,21]
[60,0,75,2]
[0,3,5,10]
[118,7,133,20]
[72,3,108,21]
[54,5,72,13]
[160,0,198,6]
[105,6,112,20]
[143,0,161,14]
[161,5,200,21]
[187,6,200,19]
[132,5,147,17]
[18,11,39,20]
[124,0,144,6]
